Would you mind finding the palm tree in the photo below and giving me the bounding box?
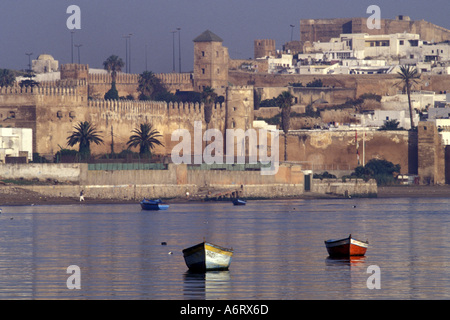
[0,69,15,87]
[201,86,217,127]
[103,55,125,83]
[103,55,125,100]
[127,123,164,158]
[67,121,104,160]
[277,91,294,161]
[137,71,167,100]
[396,65,420,129]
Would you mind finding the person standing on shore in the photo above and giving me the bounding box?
[80,190,85,202]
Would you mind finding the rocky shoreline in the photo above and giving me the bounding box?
[0,184,449,206]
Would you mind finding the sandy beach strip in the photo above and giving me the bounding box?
[1,185,450,206]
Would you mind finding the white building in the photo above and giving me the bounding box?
[268,54,295,74]
[298,63,339,75]
[310,33,422,62]
[361,110,419,130]
[420,43,450,63]
[32,54,59,74]
[0,128,33,162]
[381,91,445,111]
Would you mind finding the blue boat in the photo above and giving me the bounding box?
[140,198,170,211]
[232,198,246,206]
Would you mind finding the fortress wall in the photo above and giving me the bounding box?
[230,72,450,97]
[284,130,415,174]
[300,18,450,44]
[0,83,229,157]
[87,72,194,98]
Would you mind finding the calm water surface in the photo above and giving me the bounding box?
[0,197,449,300]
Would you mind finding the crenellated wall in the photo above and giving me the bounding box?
[0,80,231,158]
[87,72,194,99]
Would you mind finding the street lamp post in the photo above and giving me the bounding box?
[177,27,181,73]
[75,44,82,64]
[25,52,33,71]
[71,31,75,63]
[171,31,177,72]
[128,33,133,73]
[123,34,133,73]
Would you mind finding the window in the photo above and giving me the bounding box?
[202,68,205,74]
[217,68,220,74]
[216,51,219,57]
[399,40,404,45]
[201,51,205,57]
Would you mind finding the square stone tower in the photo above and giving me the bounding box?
[254,39,275,59]
[193,30,229,94]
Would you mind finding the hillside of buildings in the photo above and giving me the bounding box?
[0,15,450,186]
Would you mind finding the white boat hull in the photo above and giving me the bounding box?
[183,242,233,271]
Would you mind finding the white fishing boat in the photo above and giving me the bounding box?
[182,241,233,271]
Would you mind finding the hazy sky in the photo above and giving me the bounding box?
[1,0,449,74]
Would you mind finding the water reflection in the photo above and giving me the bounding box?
[1,198,450,299]
[183,271,232,300]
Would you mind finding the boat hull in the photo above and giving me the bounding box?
[325,236,368,257]
[232,199,246,206]
[140,199,169,211]
[183,242,233,271]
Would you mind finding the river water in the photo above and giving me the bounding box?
[0,197,449,300]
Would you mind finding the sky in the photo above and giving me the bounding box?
[1,0,449,74]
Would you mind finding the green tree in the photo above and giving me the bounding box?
[67,121,104,160]
[103,55,125,100]
[126,123,164,158]
[201,86,217,128]
[396,65,420,129]
[19,70,39,89]
[0,69,16,87]
[378,119,402,131]
[138,71,166,100]
[351,159,401,185]
[277,90,294,161]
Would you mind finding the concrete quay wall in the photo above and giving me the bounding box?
[312,178,378,197]
[0,163,305,200]
[0,163,377,200]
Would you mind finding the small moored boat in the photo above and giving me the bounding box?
[140,198,169,211]
[182,241,233,271]
[232,198,246,206]
[324,234,368,257]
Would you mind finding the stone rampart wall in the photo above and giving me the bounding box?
[311,178,377,197]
